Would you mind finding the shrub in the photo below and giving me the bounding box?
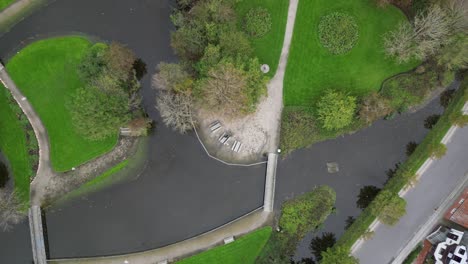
[317,90,357,130]
[318,12,359,55]
[356,186,381,210]
[257,186,336,264]
[359,92,393,123]
[370,190,406,226]
[381,69,438,112]
[321,246,358,264]
[403,244,423,264]
[406,141,418,156]
[244,7,272,38]
[424,114,441,129]
[310,232,336,261]
[440,89,456,109]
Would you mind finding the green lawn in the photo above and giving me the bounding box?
[6,36,118,172]
[284,0,418,106]
[0,0,15,10]
[0,85,31,202]
[177,227,272,264]
[236,0,289,77]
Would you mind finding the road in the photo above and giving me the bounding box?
[354,125,468,264]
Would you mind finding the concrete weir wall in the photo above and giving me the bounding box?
[263,153,278,212]
[29,206,47,264]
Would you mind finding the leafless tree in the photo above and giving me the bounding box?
[0,190,27,231]
[384,4,465,63]
[156,92,194,133]
[201,62,248,117]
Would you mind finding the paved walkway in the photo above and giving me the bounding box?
[48,210,272,264]
[353,125,468,264]
[259,0,298,153]
[0,63,53,206]
[0,0,47,35]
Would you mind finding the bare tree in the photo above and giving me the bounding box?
[156,92,193,133]
[202,61,248,117]
[384,4,464,63]
[0,190,27,231]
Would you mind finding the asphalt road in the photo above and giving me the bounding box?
[0,0,452,262]
[354,126,468,264]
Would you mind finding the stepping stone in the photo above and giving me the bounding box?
[327,162,339,173]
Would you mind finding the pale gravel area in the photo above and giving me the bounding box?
[196,0,299,161]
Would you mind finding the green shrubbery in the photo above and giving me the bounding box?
[403,244,423,264]
[317,90,357,130]
[71,42,145,140]
[244,7,272,38]
[318,12,359,55]
[256,186,336,263]
[155,0,269,130]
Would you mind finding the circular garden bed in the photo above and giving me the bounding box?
[318,12,359,55]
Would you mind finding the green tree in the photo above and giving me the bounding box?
[321,246,358,264]
[310,232,336,261]
[77,43,108,81]
[356,185,381,210]
[70,79,131,140]
[436,34,468,71]
[371,190,407,226]
[406,141,419,156]
[317,90,357,130]
[219,29,253,58]
[424,114,441,129]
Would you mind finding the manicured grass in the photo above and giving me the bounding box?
[6,36,118,172]
[236,0,289,77]
[0,84,31,202]
[177,227,272,264]
[0,0,15,11]
[284,0,418,106]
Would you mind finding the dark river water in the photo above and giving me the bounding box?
[0,0,447,263]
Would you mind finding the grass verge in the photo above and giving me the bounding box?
[0,84,32,202]
[333,77,468,251]
[6,36,118,171]
[0,0,14,11]
[284,0,418,106]
[235,0,289,77]
[176,227,272,264]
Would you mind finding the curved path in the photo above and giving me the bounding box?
[0,63,53,206]
[0,0,449,262]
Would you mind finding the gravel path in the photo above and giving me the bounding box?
[0,63,53,206]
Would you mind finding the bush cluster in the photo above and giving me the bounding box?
[72,42,145,140]
[318,12,359,55]
[243,7,272,38]
[256,186,336,263]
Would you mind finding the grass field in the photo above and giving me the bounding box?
[0,84,31,202]
[0,0,14,11]
[177,227,272,264]
[6,36,117,172]
[236,0,289,77]
[284,0,418,106]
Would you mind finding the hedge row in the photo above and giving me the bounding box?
[335,76,468,250]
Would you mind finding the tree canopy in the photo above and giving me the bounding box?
[317,90,357,130]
